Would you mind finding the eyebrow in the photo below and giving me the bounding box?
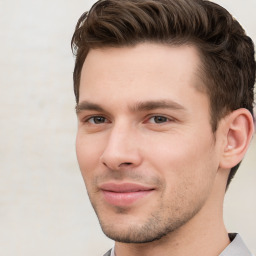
[76,100,187,114]
[76,101,104,114]
[130,100,186,112]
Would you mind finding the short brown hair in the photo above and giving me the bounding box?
[71,0,255,187]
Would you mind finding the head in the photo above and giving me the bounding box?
[72,0,255,244]
[72,0,255,188]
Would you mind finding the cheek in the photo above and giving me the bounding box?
[144,132,217,188]
[76,133,103,179]
[148,140,217,214]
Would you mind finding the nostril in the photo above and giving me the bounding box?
[119,162,132,167]
[102,161,132,169]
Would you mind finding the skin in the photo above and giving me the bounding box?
[75,43,254,256]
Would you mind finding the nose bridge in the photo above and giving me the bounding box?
[100,119,141,169]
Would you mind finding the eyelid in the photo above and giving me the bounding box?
[80,113,176,125]
[89,116,106,124]
[82,114,110,124]
[145,114,175,124]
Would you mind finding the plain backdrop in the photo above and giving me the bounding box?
[0,0,255,255]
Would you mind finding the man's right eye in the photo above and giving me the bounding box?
[87,116,107,124]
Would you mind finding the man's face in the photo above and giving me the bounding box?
[76,43,221,243]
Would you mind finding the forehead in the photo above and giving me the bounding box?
[79,43,208,111]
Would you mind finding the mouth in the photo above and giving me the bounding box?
[99,182,155,207]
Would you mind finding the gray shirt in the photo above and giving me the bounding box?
[220,233,254,256]
[103,233,254,256]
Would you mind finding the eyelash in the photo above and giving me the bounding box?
[83,115,173,125]
[147,115,171,124]
[84,116,108,124]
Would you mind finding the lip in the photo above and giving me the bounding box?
[99,182,155,206]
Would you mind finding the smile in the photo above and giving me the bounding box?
[99,183,155,207]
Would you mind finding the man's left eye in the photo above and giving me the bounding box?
[148,116,169,124]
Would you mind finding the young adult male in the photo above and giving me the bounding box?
[71,0,255,255]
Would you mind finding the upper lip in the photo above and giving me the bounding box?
[99,182,155,193]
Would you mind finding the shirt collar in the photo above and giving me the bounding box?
[110,247,115,256]
[110,233,253,256]
[219,233,254,256]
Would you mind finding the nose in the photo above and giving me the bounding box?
[100,123,142,170]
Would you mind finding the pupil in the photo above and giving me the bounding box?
[155,116,167,123]
[94,117,105,123]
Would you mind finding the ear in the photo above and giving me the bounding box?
[219,108,254,169]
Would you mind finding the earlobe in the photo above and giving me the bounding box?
[219,108,254,169]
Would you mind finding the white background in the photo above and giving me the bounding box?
[0,0,255,255]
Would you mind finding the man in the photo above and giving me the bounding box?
[71,0,255,255]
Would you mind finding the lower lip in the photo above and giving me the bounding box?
[102,190,153,206]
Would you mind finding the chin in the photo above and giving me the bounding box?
[97,210,193,244]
